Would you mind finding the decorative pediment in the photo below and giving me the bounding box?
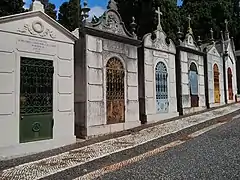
[183,33,200,51]
[143,30,176,54]
[90,9,133,38]
[208,46,220,57]
[17,20,56,39]
[0,11,77,42]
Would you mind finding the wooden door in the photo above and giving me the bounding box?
[228,68,233,100]
[155,62,169,113]
[214,64,220,103]
[189,62,199,107]
[106,58,125,124]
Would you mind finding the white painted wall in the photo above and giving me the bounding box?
[143,30,178,122]
[84,34,140,136]
[225,44,237,103]
[207,46,225,107]
[181,34,206,114]
[0,12,76,159]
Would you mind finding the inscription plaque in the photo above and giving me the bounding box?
[103,40,126,54]
[153,51,168,58]
[17,37,57,55]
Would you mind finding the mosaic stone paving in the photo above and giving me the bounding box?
[74,122,227,180]
[0,104,239,180]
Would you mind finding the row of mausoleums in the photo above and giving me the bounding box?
[0,0,238,159]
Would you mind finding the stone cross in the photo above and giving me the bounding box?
[187,15,191,29]
[187,15,193,34]
[224,19,230,40]
[155,7,163,30]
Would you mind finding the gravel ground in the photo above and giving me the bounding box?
[99,116,240,180]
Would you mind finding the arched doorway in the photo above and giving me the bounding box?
[106,58,125,124]
[189,62,199,107]
[213,64,220,103]
[155,62,168,113]
[227,67,233,100]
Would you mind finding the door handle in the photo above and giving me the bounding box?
[21,116,23,120]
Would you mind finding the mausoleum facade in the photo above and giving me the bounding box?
[74,1,141,137]
[139,7,178,123]
[0,1,77,159]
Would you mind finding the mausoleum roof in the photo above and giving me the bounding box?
[0,10,78,41]
[86,9,135,39]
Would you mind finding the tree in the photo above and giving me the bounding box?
[180,0,233,42]
[45,3,57,20]
[116,0,180,41]
[39,0,49,7]
[58,0,81,31]
[0,0,24,17]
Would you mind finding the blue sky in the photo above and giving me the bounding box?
[25,0,183,18]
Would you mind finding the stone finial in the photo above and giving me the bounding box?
[81,0,90,21]
[220,30,224,41]
[187,14,193,34]
[231,37,236,51]
[197,36,202,46]
[210,28,214,43]
[31,0,44,12]
[177,27,184,39]
[107,0,118,11]
[130,16,137,38]
[155,7,163,31]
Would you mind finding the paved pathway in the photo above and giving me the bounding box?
[98,113,240,180]
[0,104,239,180]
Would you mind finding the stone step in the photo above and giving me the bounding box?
[0,103,239,180]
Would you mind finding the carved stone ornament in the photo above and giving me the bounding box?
[92,10,132,38]
[152,32,169,51]
[188,35,193,45]
[17,20,56,39]
[184,34,199,50]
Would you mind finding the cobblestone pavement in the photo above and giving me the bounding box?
[99,114,240,180]
[0,104,239,180]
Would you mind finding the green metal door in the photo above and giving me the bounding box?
[20,57,54,143]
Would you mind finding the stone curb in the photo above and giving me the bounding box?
[0,103,237,171]
[39,108,240,180]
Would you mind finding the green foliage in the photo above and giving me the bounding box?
[58,0,81,32]
[116,0,180,41]
[0,0,24,17]
[180,0,233,41]
[45,3,57,20]
[116,0,154,39]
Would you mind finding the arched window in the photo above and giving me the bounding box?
[227,67,233,100]
[189,62,199,107]
[106,58,125,124]
[213,64,220,103]
[155,62,168,113]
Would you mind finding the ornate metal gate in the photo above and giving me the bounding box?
[189,62,199,107]
[20,57,54,143]
[228,67,233,100]
[106,58,125,124]
[155,62,169,113]
[214,64,220,103]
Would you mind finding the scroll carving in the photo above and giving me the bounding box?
[92,10,132,38]
[17,20,56,39]
[152,37,168,50]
